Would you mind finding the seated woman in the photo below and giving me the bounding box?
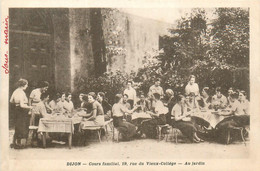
[185,93,200,112]
[64,93,74,114]
[80,92,105,129]
[78,93,85,108]
[80,94,93,113]
[112,94,137,141]
[136,92,151,112]
[232,90,250,127]
[49,93,61,113]
[141,93,168,139]
[215,90,249,144]
[164,89,176,124]
[171,95,203,143]
[123,94,131,110]
[227,87,234,106]
[211,87,228,110]
[198,87,212,109]
[32,93,51,125]
[97,92,112,121]
[56,92,69,114]
[122,94,132,122]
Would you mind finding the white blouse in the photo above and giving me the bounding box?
[112,103,127,117]
[29,88,42,104]
[185,83,199,96]
[64,101,74,112]
[10,88,28,105]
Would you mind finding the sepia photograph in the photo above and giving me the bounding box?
[1,1,260,170]
[8,7,250,156]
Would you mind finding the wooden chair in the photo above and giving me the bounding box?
[28,125,39,146]
[82,126,103,143]
[167,126,180,143]
[156,124,180,143]
[226,126,248,145]
[156,124,170,141]
[82,119,114,143]
[103,119,113,141]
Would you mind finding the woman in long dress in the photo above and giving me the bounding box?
[215,91,249,144]
[80,92,105,129]
[97,92,112,121]
[112,94,137,141]
[171,95,202,143]
[141,93,168,139]
[10,79,33,149]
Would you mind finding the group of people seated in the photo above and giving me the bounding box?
[10,75,250,148]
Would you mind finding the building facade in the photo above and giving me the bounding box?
[9,8,170,94]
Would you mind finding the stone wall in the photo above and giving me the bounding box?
[68,8,171,91]
[52,9,71,92]
[102,9,170,73]
[69,9,94,91]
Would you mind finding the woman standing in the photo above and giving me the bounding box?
[112,94,137,141]
[10,79,33,149]
[171,95,202,143]
[185,75,199,96]
[29,81,49,125]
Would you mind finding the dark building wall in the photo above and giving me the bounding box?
[69,9,95,91]
[9,8,169,93]
[52,9,71,92]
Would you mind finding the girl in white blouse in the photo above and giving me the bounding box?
[171,95,202,143]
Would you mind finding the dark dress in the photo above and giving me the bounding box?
[141,114,166,139]
[112,103,136,140]
[10,88,30,139]
[141,101,167,139]
[165,96,176,124]
[172,103,198,141]
[113,116,137,140]
[215,115,250,144]
[14,106,30,139]
[100,100,112,121]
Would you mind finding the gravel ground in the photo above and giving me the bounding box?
[9,129,249,160]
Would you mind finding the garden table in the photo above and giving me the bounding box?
[37,116,82,149]
[190,109,233,128]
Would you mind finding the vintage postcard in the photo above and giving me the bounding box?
[1,0,260,170]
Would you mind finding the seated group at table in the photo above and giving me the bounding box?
[10,76,250,148]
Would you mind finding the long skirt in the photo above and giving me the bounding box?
[233,115,250,127]
[14,106,30,139]
[215,115,249,144]
[191,116,210,128]
[174,120,198,141]
[141,114,166,139]
[113,116,136,140]
[80,115,105,129]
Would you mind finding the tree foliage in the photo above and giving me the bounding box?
[74,8,249,101]
[136,8,249,96]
